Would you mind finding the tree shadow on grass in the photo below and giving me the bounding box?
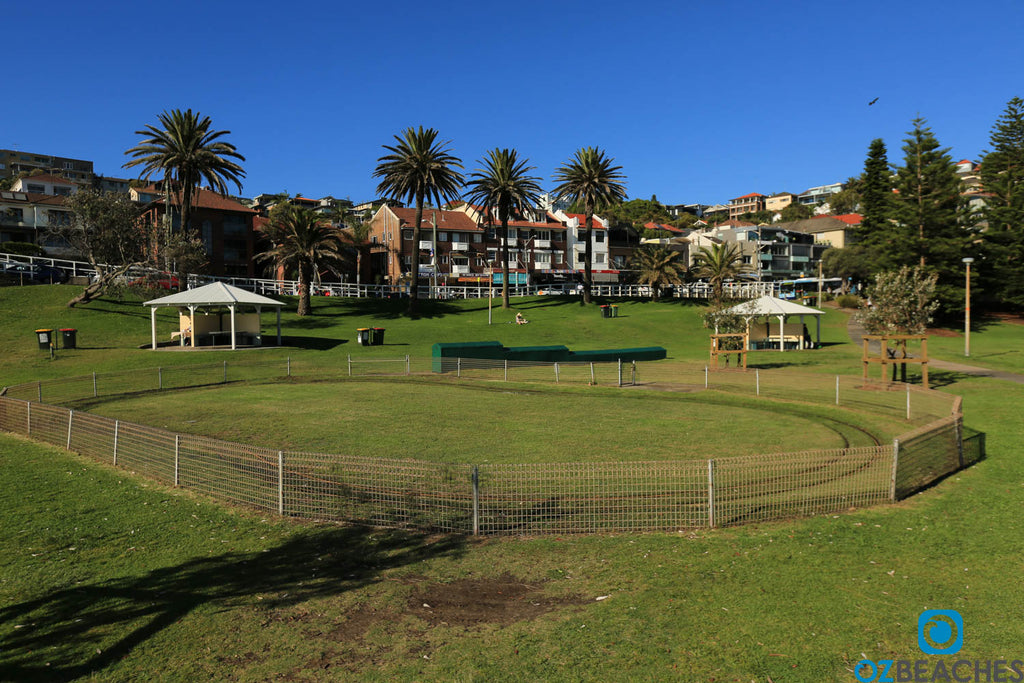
[0,526,465,682]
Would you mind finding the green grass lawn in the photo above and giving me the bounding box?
[72,379,893,462]
[1,285,1022,682]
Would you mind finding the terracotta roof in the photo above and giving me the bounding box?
[644,221,684,234]
[829,213,862,225]
[731,192,765,201]
[562,213,608,227]
[14,174,79,187]
[139,185,256,213]
[391,207,479,231]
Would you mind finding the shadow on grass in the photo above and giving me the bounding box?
[280,335,346,350]
[0,526,465,682]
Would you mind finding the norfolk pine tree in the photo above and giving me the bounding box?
[979,96,1024,309]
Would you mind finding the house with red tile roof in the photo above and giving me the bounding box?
[728,192,766,220]
[133,185,259,277]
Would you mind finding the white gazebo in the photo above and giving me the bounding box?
[722,295,825,351]
[144,282,284,350]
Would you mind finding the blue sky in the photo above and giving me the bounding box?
[6,0,1023,206]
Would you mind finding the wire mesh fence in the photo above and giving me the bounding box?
[0,357,979,535]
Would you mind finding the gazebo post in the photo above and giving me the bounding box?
[150,307,158,350]
[189,305,196,348]
[778,315,785,352]
[229,304,237,350]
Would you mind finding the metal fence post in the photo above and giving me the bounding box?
[67,410,73,449]
[632,360,636,385]
[756,369,760,396]
[906,383,911,420]
[158,367,163,390]
[704,366,708,389]
[836,375,840,405]
[26,402,31,435]
[287,356,291,377]
[37,381,42,402]
[554,362,559,383]
[223,360,228,383]
[278,451,285,515]
[471,465,480,535]
[707,459,716,528]
[618,359,622,387]
[956,417,964,469]
[504,360,508,382]
[590,363,595,385]
[457,357,461,378]
[406,355,410,376]
[890,439,900,501]
[93,372,98,398]
[348,354,352,377]
[113,419,119,465]
[174,435,180,486]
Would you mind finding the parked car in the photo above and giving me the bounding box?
[0,261,68,284]
[128,273,180,290]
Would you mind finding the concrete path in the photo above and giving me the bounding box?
[846,315,1024,385]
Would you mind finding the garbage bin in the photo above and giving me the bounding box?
[35,328,53,350]
[356,328,371,345]
[600,305,611,318]
[610,305,619,317]
[371,327,386,346]
[60,328,77,349]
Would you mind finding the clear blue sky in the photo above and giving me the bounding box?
[6,0,1023,206]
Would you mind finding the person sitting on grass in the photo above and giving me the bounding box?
[515,312,529,325]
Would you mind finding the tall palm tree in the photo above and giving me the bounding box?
[123,109,246,248]
[464,148,543,309]
[257,205,346,316]
[552,147,627,304]
[629,245,686,300]
[692,242,749,306]
[373,126,464,315]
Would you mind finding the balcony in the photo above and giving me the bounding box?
[419,240,434,250]
[451,264,471,275]
[533,239,551,249]
[451,242,468,251]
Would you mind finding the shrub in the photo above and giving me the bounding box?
[1,241,46,257]
[836,294,861,309]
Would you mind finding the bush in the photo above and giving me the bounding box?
[1,241,46,257]
[836,294,861,309]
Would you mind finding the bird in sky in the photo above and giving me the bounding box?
[868,97,879,106]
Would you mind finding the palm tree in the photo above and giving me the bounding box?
[629,245,686,300]
[373,126,464,315]
[123,109,245,249]
[257,205,347,316]
[552,147,627,304]
[464,149,543,309]
[692,243,749,305]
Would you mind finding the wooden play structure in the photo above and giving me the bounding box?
[710,333,749,370]
[862,334,929,388]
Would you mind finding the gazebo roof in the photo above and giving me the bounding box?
[724,295,824,317]
[145,282,283,308]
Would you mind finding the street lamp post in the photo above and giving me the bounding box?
[962,257,974,357]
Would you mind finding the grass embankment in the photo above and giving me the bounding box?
[1,285,1020,681]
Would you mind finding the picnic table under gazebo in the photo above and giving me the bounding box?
[721,295,825,351]
[144,282,284,350]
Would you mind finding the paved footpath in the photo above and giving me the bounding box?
[846,316,1024,385]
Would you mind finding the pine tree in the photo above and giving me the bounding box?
[979,96,1024,309]
[892,118,967,314]
[856,138,896,265]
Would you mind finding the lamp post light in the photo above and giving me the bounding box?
[962,257,974,357]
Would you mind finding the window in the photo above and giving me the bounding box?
[594,231,605,243]
[2,207,23,222]
[534,252,551,264]
[27,184,45,194]
[535,230,550,241]
[595,253,605,264]
[439,231,448,242]
[47,210,72,226]
[201,221,213,255]
[402,229,413,240]
[473,233,482,243]
[485,226,497,240]
[487,248,498,263]
[53,186,72,197]
[553,250,564,264]
[507,228,517,240]
[475,255,487,266]
[223,215,247,237]
[451,232,463,243]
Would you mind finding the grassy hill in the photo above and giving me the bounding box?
[0,285,1021,681]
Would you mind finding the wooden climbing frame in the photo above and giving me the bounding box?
[861,334,929,388]
[710,333,749,370]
